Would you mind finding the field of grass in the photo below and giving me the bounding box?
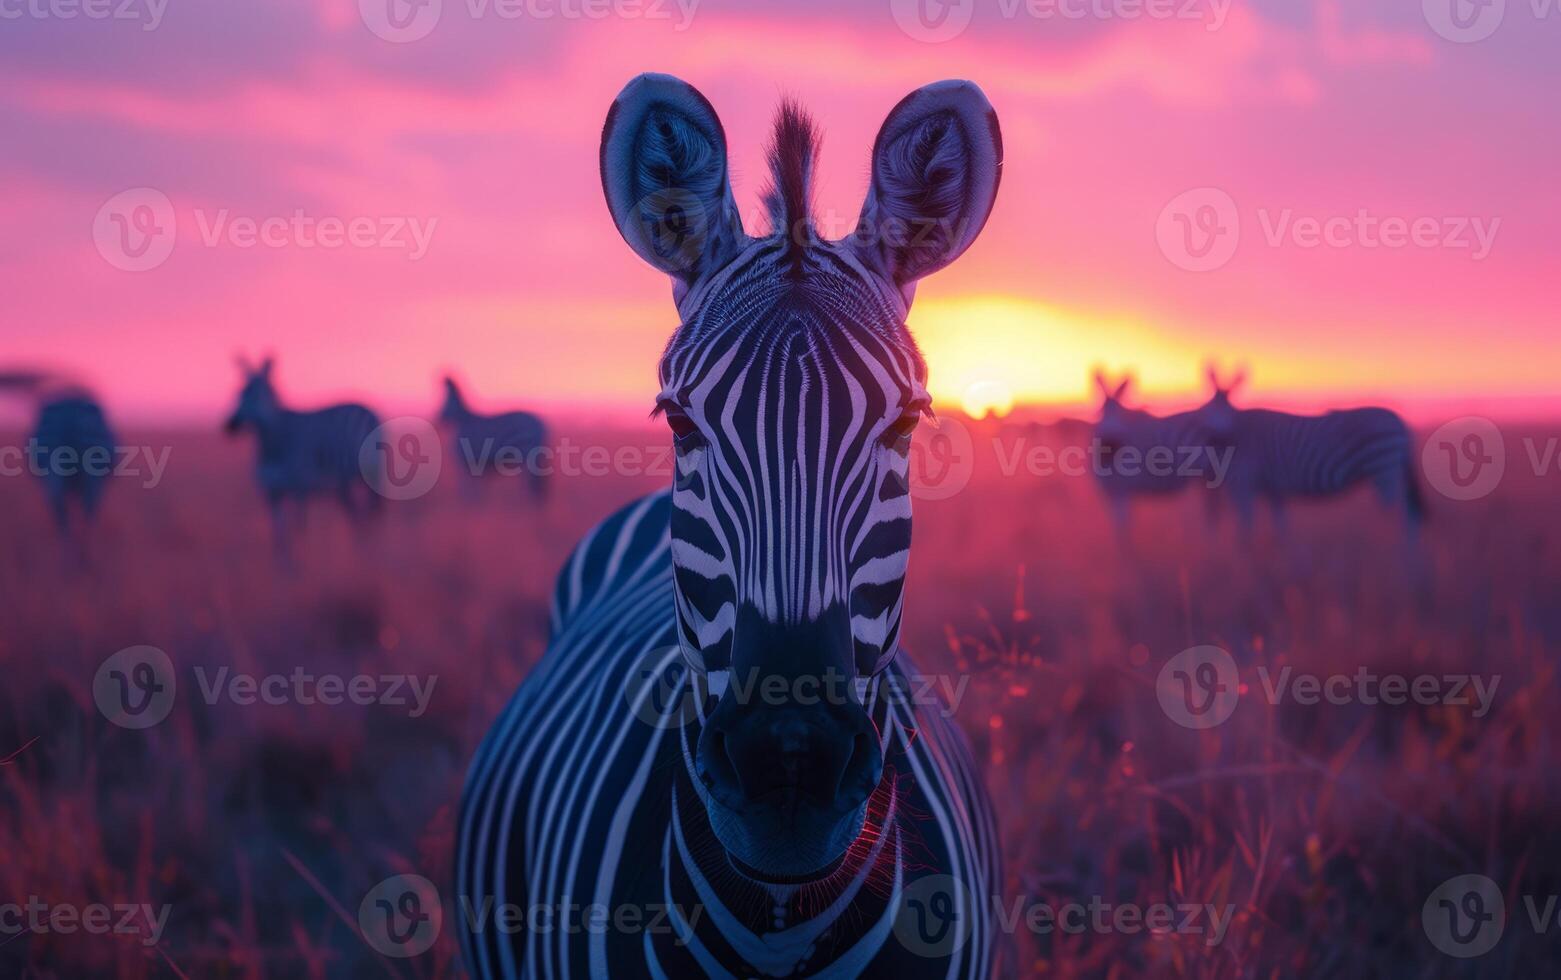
[2,418,1558,978]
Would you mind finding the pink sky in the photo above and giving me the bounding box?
[2,0,1557,426]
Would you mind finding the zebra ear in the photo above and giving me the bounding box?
[1114,377,1132,401]
[851,80,1003,295]
[1094,369,1113,399]
[1205,360,1222,392]
[600,74,749,293]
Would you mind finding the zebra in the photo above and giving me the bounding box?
[223,356,383,553]
[457,75,1006,978]
[1092,370,1225,533]
[1,371,116,539]
[1193,365,1425,534]
[438,376,550,501]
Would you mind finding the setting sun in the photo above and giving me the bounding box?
[909,294,1192,415]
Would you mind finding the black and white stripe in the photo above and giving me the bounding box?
[458,75,1006,977]
[439,377,549,499]
[1203,405,1424,529]
[1192,365,1424,530]
[223,356,382,548]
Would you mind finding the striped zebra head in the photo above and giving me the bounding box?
[602,74,1002,879]
[225,356,279,434]
[1093,370,1138,448]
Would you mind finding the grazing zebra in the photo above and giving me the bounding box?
[1194,366,1425,533]
[1092,370,1224,533]
[438,376,549,500]
[457,75,1006,978]
[223,356,383,552]
[32,391,117,535]
[1,371,116,537]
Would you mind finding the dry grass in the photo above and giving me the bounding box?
[1,419,1557,977]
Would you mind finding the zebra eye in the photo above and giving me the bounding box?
[661,406,706,450]
[881,414,920,447]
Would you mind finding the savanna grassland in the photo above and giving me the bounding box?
[2,418,1558,978]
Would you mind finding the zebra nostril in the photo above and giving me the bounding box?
[699,730,747,804]
[836,732,883,811]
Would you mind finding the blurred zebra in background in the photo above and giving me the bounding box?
[0,371,116,541]
[1092,370,1225,534]
[1195,364,1424,534]
[438,376,549,502]
[224,356,383,555]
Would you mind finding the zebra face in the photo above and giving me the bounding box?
[602,74,1002,879]
[1195,363,1248,442]
[1093,370,1137,449]
[655,258,930,680]
[225,357,280,434]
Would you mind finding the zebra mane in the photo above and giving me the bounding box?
[761,99,820,262]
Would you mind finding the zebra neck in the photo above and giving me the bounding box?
[254,411,297,458]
